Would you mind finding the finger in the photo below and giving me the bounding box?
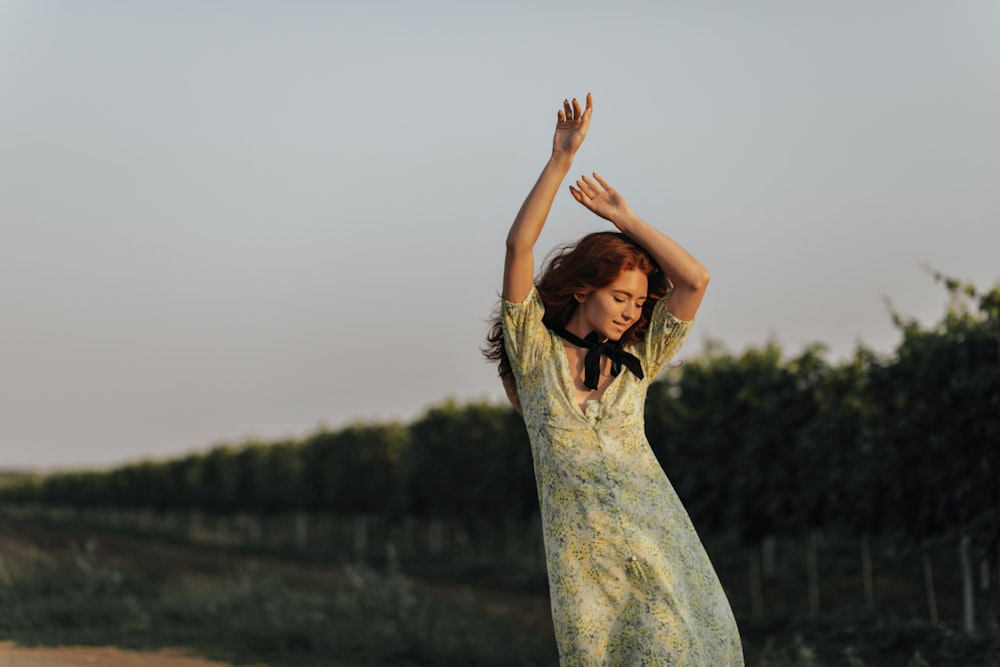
[563,99,572,120]
[579,93,593,130]
[569,187,593,207]
[592,172,611,190]
[557,110,565,123]
[576,178,597,197]
[571,97,582,120]
[580,174,602,194]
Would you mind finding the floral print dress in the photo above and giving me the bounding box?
[503,286,744,666]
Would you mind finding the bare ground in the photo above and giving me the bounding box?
[0,642,265,667]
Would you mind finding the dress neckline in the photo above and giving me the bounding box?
[553,333,624,419]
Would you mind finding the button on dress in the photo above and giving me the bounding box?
[502,287,744,666]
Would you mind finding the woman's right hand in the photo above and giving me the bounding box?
[503,93,592,303]
[552,93,593,158]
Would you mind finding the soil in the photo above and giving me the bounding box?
[0,642,263,667]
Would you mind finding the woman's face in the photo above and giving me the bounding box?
[573,269,649,341]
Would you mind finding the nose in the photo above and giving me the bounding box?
[622,302,636,321]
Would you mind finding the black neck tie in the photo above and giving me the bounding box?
[548,326,644,390]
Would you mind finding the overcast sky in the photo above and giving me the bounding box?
[2,0,998,470]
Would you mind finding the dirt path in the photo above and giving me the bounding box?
[0,642,264,667]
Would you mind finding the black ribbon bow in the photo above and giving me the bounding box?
[548,326,644,390]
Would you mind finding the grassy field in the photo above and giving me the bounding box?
[0,515,557,666]
[1,514,998,666]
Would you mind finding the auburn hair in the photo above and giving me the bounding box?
[484,232,669,413]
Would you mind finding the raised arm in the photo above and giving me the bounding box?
[503,94,593,304]
[569,173,709,321]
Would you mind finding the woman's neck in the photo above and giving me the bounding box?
[563,311,607,342]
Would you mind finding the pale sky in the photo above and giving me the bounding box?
[2,1,999,469]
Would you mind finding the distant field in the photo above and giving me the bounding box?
[0,470,35,488]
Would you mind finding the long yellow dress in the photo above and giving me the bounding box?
[502,286,744,666]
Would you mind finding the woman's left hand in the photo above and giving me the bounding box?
[569,173,634,228]
[573,172,710,321]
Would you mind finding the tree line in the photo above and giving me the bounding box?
[3,274,997,546]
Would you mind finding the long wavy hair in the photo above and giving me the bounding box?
[484,232,669,413]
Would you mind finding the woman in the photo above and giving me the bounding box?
[485,94,744,666]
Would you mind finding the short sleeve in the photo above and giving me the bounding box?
[636,293,694,377]
[500,286,547,376]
